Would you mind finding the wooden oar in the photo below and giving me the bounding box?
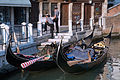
[13,32,20,53]
[67,51,91,67]
[21,55,46,69]
[11,25,20,53]
[67,60,85,67]
[56,36,63,56]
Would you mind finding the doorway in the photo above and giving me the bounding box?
[84,3,91,25]
[14,7,26,25]
[60,3,69,26]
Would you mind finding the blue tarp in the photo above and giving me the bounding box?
[67,46,94,60]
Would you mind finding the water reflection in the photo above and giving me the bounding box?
[2,39,120,80]
[98,39,120,80]
[26,68,63,80]
[26,62,106,80]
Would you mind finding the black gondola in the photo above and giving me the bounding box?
[6,25,95,71]
[6,35,57,71]
[56,27,112,74]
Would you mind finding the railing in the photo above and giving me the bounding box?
[0,28,4,50]
[0,22,51,51]
[72,16,84,32]
[72,17,94,32]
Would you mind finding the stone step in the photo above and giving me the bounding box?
[48,38,69,43]
[57,33,71,36]
[55,35,71,39]
[41,42,52,46]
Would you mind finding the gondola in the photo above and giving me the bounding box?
[66,25,95,49]
[6,35,57,71]
[56,27,112,74]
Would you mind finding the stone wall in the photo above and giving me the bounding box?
[103,14,120,34]
[104,3,120,34]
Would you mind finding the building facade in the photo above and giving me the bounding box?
[0,0,31,26]
[105,3,120,34]
[36,0,108,31]
[0,0,108,30]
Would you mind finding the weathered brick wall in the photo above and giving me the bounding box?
[103,14,120,34]
[108,4,120,16]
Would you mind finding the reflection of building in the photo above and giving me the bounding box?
[0,0,31,25]
[36,0,108,30]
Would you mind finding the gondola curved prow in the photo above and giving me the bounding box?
[56,37,75,73]
[6,34,27,68]
[88,25,113,48]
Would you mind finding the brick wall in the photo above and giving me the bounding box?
[103,14,120,34]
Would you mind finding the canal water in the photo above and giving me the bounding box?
[1,39,120,80]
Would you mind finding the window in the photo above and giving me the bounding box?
[14,7,26,25]
[42,2,49,17]
[94,3,102,23]
[0,7,10,25]
[51,3,57,17]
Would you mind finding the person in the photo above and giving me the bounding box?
[42,22,47,32]
[53,6,59,33]
[45,14,54,38]
[43,49,51,60]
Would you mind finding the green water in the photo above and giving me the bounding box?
[1,39,120,80]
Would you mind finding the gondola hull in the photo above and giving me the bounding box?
[6,42,56,71]
[56,44,108,74]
